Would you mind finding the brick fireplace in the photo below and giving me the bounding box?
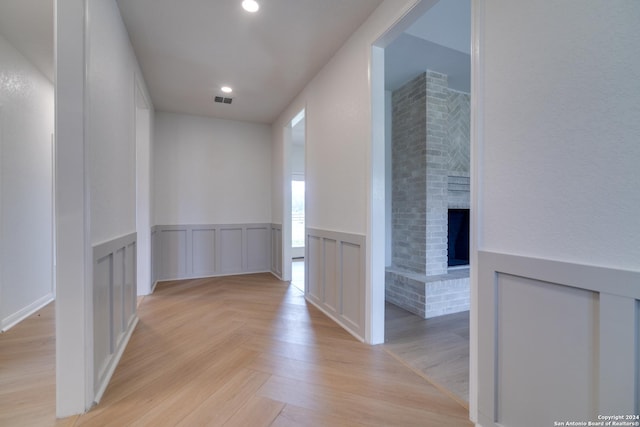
[386,70,470,319]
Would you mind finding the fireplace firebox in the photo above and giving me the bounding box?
[448,209,470,267]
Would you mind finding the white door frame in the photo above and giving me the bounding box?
[281,108,306,281]
[135,76,152,295]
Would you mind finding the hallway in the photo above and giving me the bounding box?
[0,273,471,426]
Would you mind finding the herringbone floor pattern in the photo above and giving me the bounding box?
[1,273,471,426]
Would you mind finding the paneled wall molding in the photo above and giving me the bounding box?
[478,250,640,427]
[92,232,137,403]
[306,228,366,341]
[479,251,640,299]
[271,224,283,279]
[154,223,272,282]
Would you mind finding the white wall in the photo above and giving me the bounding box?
[274,48,369,233]
[0,33,54,330]
[475,1,640,424]
[88,0,141,245]
[272,0,419,234]
[88,0,155,295]
[154,112,271,225]
[480,1,639,270]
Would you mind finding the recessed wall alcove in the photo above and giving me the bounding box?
[386,70,470,319]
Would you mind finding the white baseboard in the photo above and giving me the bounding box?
[1,293,54,332]
[270,271,285,281]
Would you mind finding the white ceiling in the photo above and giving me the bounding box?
[0,0,383,124]
[116,0,384,124]
[0,0,54,82]
[385,0,471,92]
[0,0,470,121]
[385,33,470,92]
[405,0,470,55]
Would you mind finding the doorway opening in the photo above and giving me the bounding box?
[135,79,152,296]
[291,178,305,292]
[287,109,305,292]
[372,0,472,407]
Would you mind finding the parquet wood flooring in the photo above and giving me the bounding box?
[1,273,471,426]
[384,302,470,406]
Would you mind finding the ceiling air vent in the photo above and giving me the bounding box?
[214,96,233,104]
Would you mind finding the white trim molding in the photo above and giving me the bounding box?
[1,293,55,332]
[469,0,485,422]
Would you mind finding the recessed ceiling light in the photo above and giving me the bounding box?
[221,86,233,93]
[242,0,259,13]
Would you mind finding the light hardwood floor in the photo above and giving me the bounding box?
[1,273,471,426]
[291,259,304,292]
[384,303,470,407]
[0,301,77,427]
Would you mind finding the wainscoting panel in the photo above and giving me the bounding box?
[151,226,160,289]
[155,224,272,281]
[93,253,112,382]
[323,239,338,313]
[160,228,187,279]
[112,248,125,345]
[341,242,364,332]
[270,224,282,278]
[307,235,323,303]
[478,251,640,427]
[92,232,138,401]
[246,226,269,272]
[220,228,243,273]
[123,240,136,335]
[306,228,366,341]
[497,274,597,425]
[192,228,216,276]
